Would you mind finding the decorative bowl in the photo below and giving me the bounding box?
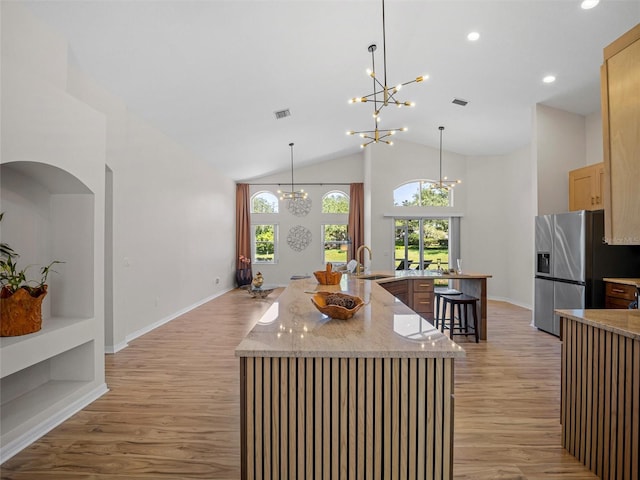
[313,262,342,285]
[311,291,364,320]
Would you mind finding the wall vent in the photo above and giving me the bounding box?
[274,109,291,120]
[452,98,468,106]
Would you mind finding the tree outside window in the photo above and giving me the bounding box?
[322,191,349,213]
[251,191,278,213]
[254,224,276,263]
[322,224,348,264]
[395,218,449,270]
[393,181,450,207]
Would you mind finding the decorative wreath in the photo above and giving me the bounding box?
[287,225,312,252]
[287,197,312,217]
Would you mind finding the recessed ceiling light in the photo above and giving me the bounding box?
[467,31,480,42]
[543,75,556,84]
[581,0,600,10]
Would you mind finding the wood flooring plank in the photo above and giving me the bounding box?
[1,292,598,479]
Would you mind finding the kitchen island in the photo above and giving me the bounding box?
[558,308,640,480]
[236,276,465,480]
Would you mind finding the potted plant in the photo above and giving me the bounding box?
[0,212,62,336]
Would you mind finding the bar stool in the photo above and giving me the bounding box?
[434,287,461,329]
[439,293,479,343]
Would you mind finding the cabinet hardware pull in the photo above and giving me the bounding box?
[612,288,625,293]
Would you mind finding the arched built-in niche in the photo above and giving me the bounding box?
[0,161,105,462]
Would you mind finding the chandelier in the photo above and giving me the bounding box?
[347,0,427,147]
[432,126,461,190]
[278,142,307,200]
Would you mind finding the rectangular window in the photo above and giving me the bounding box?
[253,224,277,264]
[322,224,348,265]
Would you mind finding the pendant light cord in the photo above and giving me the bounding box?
[289,142,295,191]
[439,126,444,185]
[382,0,388,87]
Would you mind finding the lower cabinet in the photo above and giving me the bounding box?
[410,279,434,321]
[380,279,435,320]
[605,281,638,309]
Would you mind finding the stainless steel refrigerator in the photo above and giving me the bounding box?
[534,210,640,336]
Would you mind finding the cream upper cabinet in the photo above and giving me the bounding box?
[568,163,604,211]
[601,23,640,245]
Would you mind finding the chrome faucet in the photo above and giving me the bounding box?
[355,245,372,276]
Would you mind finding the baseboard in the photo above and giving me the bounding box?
[104,340,128,354]
[0,383,109,463]
[124,288,234,345]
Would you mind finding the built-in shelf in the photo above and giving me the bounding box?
[0,317,94,378]
[1,380,91,436]
[0,161,104,462]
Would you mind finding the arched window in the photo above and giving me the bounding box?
[322,191,349,213]
[393,181,451,207]
[251,191,278,213]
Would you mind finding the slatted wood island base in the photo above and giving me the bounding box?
[237,277,463,480]
[559,309,640,480]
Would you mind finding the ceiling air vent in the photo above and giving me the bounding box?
[274,108,291,120]
[452,98,468,107]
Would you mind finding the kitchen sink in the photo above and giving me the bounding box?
[356,274,394,280]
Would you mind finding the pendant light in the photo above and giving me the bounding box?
[347,0,428,147]
[433,126,461,190]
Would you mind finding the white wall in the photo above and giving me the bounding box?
[585,111,604,166]
[505,146,536,308]
[534,104,587,215]
[462,147,536,309]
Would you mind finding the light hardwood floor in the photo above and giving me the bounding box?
[1,289,597,479]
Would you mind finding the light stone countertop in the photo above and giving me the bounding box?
[557,309,640,340]
[235,275,466,359]
[356,270,492,283]
[603,277,640,288]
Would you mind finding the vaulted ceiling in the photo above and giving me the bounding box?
[21,0,640,181]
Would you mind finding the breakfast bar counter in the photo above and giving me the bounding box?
[375,270,492,340]
[236,276,465,480]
